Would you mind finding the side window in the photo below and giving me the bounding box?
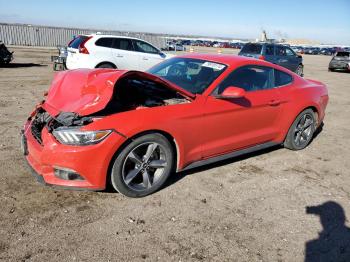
[274,69,293,87]
[285,47,295,56]
[95,38,113,48]
[215,66,274,94]
[276,46,286,56]
[134,40,159,54]
[112,38,134,51]
[265,45,274,55]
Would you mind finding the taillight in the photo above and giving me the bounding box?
[79,36,92,54]
[258,55,265,60]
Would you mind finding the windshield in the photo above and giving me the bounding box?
[336,52,349,57]
[148,57,227,94]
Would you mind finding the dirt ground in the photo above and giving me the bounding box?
[0,47,350,262]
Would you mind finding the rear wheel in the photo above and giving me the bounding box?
[110,133,174,197]
[96,62,115,69]
[284,109,316,150]
[296,64,303,76]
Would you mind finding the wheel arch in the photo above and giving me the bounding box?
[95,61,117,69]
[281,105,319,142]
[106,129,180,188]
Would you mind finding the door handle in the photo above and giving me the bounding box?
[268,100,281,106]
[116,54,123,58]
[143,57,149,60]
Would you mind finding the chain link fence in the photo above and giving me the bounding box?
[0,23,167,48]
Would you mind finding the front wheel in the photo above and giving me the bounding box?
[284,109,316,150]
[110,133,174,197]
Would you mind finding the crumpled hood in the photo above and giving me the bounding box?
[43,69,195,117]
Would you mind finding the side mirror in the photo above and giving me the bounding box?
[218,86,246,99]
[159,51,166,58]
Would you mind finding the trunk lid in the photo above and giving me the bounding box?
[43,69,195,116]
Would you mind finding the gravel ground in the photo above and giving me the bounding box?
[0,47,349,262]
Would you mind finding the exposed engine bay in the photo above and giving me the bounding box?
[98,76,190,115]
[30,75,190,142]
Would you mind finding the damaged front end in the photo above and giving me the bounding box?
[21,68,194,189]
[29,108,114,147]
[29,108,93,145]
[22,106,126,189]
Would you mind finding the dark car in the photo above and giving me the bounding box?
[328,51,350,72]
[320,48,336,56]
[0,41,13,64]
[238,43,303,76]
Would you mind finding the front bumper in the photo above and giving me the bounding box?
[22,118,127,190]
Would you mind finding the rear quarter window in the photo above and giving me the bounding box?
[95,38,113,48]
[274,69,293,87]
[241,44,262,54]
[68,36,88,49]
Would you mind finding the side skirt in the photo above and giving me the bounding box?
[181,141,279,171]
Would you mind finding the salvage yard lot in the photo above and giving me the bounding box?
[1,47,350,261]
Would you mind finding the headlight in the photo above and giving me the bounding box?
[52,128,112,145]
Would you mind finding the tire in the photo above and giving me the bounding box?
[96,63,115,69]
[110,133,174,197]
[296,64,303,76]
[328,68,335,72]
[284,109,316,150]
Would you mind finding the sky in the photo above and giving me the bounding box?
[0,0,349,45]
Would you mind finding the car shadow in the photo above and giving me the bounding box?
[165,123,325,189]
[164,144,282,188]
[304,201,350,261]
[329,70,350,74]
[0,63,47,68]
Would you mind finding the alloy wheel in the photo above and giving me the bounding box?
[122,142,168,191]
[296,65,303,76]
[294,113,314,147]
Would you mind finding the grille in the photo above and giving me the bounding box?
[30,110,51,145]
[31,121,43,144]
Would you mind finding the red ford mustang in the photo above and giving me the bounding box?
[21,54,329,197]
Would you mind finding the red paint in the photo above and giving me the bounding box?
[23,54,329,190]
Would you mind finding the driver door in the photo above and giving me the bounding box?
[201,65,283,158]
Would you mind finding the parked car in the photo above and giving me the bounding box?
[164,43,186,51]
[304,47,320,55]
[0,41,13,64]
[22,54,328,197]
[320,48,335,56]
[66,34,172,71]
[238,42,304,75]
[328,51,350,72]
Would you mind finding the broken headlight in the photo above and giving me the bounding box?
[52,128,112,145]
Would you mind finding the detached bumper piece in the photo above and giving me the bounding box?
[25,159,47,186]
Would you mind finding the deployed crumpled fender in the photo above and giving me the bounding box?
[42,69,195,117]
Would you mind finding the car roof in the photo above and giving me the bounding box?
[83,34,142,41]
[244,42,288,46]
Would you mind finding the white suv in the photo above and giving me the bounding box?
[66,34,172,71]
